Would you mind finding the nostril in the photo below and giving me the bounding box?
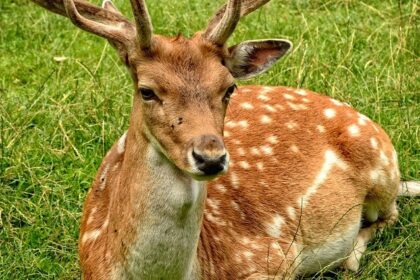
[192,150,205,165]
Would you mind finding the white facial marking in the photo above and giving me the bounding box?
[285,121,298,130]
[238,161,250,169]
[295,89,308,96]
[348,124,360,137]
[260,115,272,124]
[284,93,295,100]
[266,214,285,238]
[317,125,326,133]
[267,135,279,144]
[241,102,254,110]
[299,150,348,207]
[256,162,264,171]
[370,137,378,149]
[117,132,127,154]
[324,108,336,119]
[290,145,299,153]
[260,145,273,155]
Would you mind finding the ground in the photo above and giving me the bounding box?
[0,0,419,279]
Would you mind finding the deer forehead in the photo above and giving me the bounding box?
[134,36,233,93]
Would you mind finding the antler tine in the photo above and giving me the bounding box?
[129,0,153,50]
[204,0,271,45]
[63,0,128,43]
[205,0,241,46]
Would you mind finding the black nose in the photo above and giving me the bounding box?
[192,151,226,176]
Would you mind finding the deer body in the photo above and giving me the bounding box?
[79,85,399,279]
[30,0,406,279]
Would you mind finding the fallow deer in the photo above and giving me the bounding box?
[31,0,419,279]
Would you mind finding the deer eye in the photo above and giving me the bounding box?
[139,87,157,101]
[223,84,236,102]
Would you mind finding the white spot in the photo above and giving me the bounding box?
[284,93,295,100]
[233,139,241,145]
[238,120,249,128]
[298,150,348,207]
[275,104,285,110]
[214,184,227,193]
[370,137,378,149]
[358,118,367,126]
[348,124,360,137]
[230,172,240,188]
[258,94,270,101]
[285,121,298,130]
[379,150,390,166]
[224,131,231,137]
[256,162,264,171]
[287,102,308,110]
[267,135,279,144]
[243,251,254,259]
[241,102,254,110]
[317,125,326,133]
[261,145,273,155]
[286,206,296,219]
[205,212,226,226]
[302,98,310,103]
[238,161,250,169]
[207,198,220,209]
[260,115,272,124]
[99,164,110,190]
[237,147,245,156]
[250,147,261,156]
[370,168,385,184]
[263,104,277,112]
[266,214,285,238]
[295,89,308,96]
[290,145,299,153]
[261,86,273,94]
[330,99,343,106]
[117,132,127,154]
[324,108,336,119]
[241,237,250,245]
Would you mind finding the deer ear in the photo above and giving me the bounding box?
[225,39,292,80]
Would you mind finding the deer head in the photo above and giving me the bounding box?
[33,0,292,180]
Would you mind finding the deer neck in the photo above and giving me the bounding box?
[112,126,206,279]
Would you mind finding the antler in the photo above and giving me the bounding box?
[204,0,241,46]
[204,0,271,45]
[129,0,153,50]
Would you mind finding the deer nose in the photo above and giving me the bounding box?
[189,135,228,176]
[192,150,227,175]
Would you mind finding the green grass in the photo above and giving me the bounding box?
[0,0,419,279]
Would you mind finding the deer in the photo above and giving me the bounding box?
[30,0,420,279]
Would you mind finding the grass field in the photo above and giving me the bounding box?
[0,0,419,279]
